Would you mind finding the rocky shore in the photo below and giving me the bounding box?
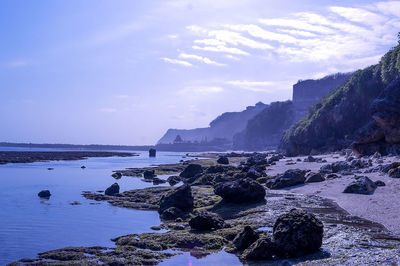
[10,152,400,265]
[0,151,138,165]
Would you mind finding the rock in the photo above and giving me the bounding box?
[374,180,386,186]
[105,183,120,196]
[143,170,156,179]
[320,161,351,174]
[206,165,225,174]
[189,211,226,230]
[150,226,161,231]
[242,238,276,261]
[217,156,229,165]
[47,168,54,170]
[232,226,259,250]
[152,177,167,185]
[304,155,316,162]
[81,165,86,169]
[268,154,283,164]
[382,162,400,173]
[149,148,156,157]
[350,159,372,169]
[246,168,261,179]
[266,169,307,189]
[179,164,203,179]
[167,176,181,186]
[325,173,340,179]
[158,184,194,214]
[373,152,382,158]
[214,178,265,204]
[343,176,377,195]
[273,209,323,258]
[112,172,122,179]
[305,172,325,183]
[160,207,183,220]
[38,190,51,198]
[388,167,400,178]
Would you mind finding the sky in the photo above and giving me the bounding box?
[1,0,400,145]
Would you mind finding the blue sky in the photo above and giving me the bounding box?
[1,0,400,145]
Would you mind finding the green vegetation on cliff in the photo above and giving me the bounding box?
[280,44,400,156]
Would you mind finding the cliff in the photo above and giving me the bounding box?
[232,73,351,151]
[280,43,400,156]
[157,102,267,144]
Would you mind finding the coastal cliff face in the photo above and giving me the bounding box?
[280,44,400,156]
[157,102,267,144]
[232,74,351,151]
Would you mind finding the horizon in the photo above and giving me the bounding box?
[2,0,400,145]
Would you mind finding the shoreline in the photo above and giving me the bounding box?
[0,151,138,165]
[9,151,400,265]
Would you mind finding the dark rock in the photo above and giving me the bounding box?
[160,207,183,220]
[246,167,261,179]
[38,190,51,198]
[374,180,386,186]
[217,156,229,165]
[388,167,400,178]
[143,170,156,179]
[152,177,167,185]
[158,184,194,213]
[242,238,276,261]
[206,165,225,174]
[149,148,156,157]
[320,161,351,174]
[304,155,316,162]
[81,165,86,169]
[325,173,340,179]
[112,172,122,179]
[47,168,54,170]
[232,226,259,250]
[305,172,325,183]
[167,175,181,186]
[266,169,307,189]
[105,183,120,196]
[343,176,377,195]
[268,154,283,164]
[350,159,372,169]
[179,164,203,179]
[214,178,265,204]
[273,209,323,258]
[382,162,400,173]
[189,211,225,230]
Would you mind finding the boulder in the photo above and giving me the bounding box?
[305,172,325,183]
[158,184,194,213]
[374,180,386,186]
[149,148,156,157]
[105,183,120,196]
[179,164,203,179]
[206,165,225,174]
[217,156,229,165]
[38,190,51,198]
[167,176,181,186]
[111,172,122,179]
[382,162,400,173]
[242,238,276,261]
[273,209,323,258]
[388,167,400,178]
[343,176,377,195]
[81,165,86,169]
[246,168,261,179]
[320,161,351,174]
[160,207,183,220]
[189,211,226,230]
[232,226,259,250]
[152,177,167,185]
[214,178,265,204]
[143,170,156,179]
[266,169,307,189]
[304,155,316,162]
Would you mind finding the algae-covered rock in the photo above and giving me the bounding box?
[214,178,265,204]
[158,184,194,214]
[189,211,226,231]
[232,226,259,250]
[242,238,276,260]
[105,183,119,196]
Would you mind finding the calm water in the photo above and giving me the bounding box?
[0,150,189,264]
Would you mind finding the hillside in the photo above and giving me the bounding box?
[232,73,351,151]
[280,43,400,156]
[157,102,267,144]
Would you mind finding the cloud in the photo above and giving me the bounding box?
[99,108,117,113]
[161,57,193,67]
[192,45,249,55]
[178,86,224,95]
[5,60,28,68]
[178,53,226,66]
[227,80,288,92]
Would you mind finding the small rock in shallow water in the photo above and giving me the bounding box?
[38,190,51,198]
[111,172,122,179]
[167,175,181,186]
[143,170,156,179]
[81,165,86,169]
[214,178,265,204]
[242,238,276,260]
[104,183,120,196]
[160,207,183,220]
[343,176,377,195]
[189,211,225,231]
[232,226,259,250]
